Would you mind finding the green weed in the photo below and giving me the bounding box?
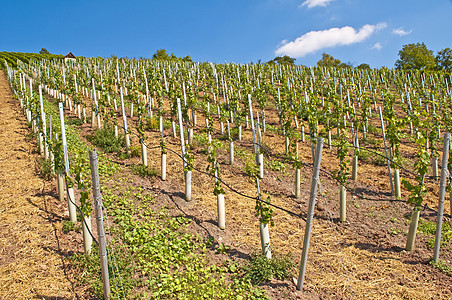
[241,251,295,285]
[131,164,158,178]
[429,260,452,277]
[87,126,124,153]
[36,157,53,181]
[62,220,80,233]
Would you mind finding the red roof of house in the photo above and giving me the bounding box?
[64,52,76,59]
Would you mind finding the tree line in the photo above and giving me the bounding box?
[266,43,451,72]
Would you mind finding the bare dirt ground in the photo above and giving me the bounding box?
[0,71,82,299]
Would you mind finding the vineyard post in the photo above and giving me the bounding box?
[59,103,77,223]
[161,137,167,181]
[206,119,212,143]
[177,98,192,201]
[91,78,97,128]
[238,123,242,141]
[248,95,259,162]
[406,92,414,134]
[120,87,130,152]
[38,131,44,156]
[88,150,111,300]
[143,67,150,105]
[177,98,186,169]
[297,137,324,291]
[433,132,450,262]
[295,143,301,198]
[228,121,234,165]
[170,116,175,137]
[215,164,225,230]
[257,179,271,258]
[39,85,49,160]
[57,169,65,203]
[327,119,331,149]
[379,107,394,196]
[394,169,401,198]
[256,111,262,143]
[29,77,32,100]
[351,126,358,181]
[406,210,421,251]
[285,136,289,156]
[49,115,54,172]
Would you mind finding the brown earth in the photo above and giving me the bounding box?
[0,71,86,299]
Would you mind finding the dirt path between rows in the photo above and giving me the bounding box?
[0,70,77,299]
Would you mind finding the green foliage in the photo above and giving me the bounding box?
[206,144,225,196]
[357,63,371,70]
[245,160,259,181]
[436,47,452,72]
[255,194,274,226]
[69,243,136,298]
[395,43,436,71]
[71,185,267,299]
[131,164,158,178]
[39,48,50,54]
[73,152,92,216]
[129,145,141,158]
[216,243,231,254]
[383,91,406,167]
[429,260,452,277]
[66,116,84,126]
[317,53,342,68]
[357,150,386,166]
[146,116,159,130]
[417,218,452,248]
[267,55,296,65]
[87,126,125,153]
[402,124,430,209]
[152,49,193,62]
[267,160,287,173]
[160,137,167,154]
[244,158,274,225]
[183,147,194,172]
[242,252,295,285]
[332,128,350,185]
[152,49,170,60]
[62,220,79,233]
[36,157,53,181]
[136,100,147,142]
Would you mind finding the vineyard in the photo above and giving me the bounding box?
[1,52,452,299]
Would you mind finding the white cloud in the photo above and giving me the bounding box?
[392,27,412,36]
[300,0,334,8]
[372,42,382,50]
[275,23,387,57]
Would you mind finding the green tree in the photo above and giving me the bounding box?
[338,61,353,68]
[317,53,341,68]
[267,55,296,65]
[395,43,436,71]
[436,48,452,72]
[357,63,371,70]
[152,49,193,62]
[152,49,170,60]
[181,55,193,62]
[39,48,50,54]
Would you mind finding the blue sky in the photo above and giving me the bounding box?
[1,0,451,68]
